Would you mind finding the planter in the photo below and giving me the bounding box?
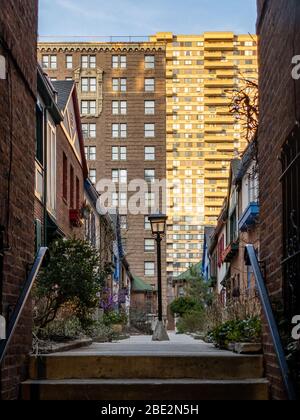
[234,342,262,354]
[112,324,123,334]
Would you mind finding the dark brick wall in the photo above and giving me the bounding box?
[257,0,300,400]
[0,0,38,400]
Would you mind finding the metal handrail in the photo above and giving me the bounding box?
[0,247,49,365]
[245,244,296,401]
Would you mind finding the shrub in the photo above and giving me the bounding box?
[170,297,202,317]
[176,309,205,334]
[33,238,110,337]
[103,310,128,326]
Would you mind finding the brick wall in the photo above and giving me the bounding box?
[0,0,38,400]
[257,0,300,400]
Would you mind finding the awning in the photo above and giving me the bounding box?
[132,276,154,293]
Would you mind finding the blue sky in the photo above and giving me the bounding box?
[39,0,257,40]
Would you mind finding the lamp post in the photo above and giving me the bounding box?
[148,213,169,342]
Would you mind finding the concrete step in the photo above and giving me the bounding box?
[21,378,269,401]
[28,354,265,381]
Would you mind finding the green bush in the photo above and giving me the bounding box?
[103,310,128,326]
[207,317,262,349]
[33,238,109,337]
[170,297,202,317]
[176,310,205,334]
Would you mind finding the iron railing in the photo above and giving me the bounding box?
[0,247,49,364]
[245,244,296,401]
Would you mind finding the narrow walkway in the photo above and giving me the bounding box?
[54,333,236,356]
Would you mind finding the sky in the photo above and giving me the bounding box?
[38,0,257,40]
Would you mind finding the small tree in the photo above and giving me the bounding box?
[33,238,110,336]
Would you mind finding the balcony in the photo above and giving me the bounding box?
[204,79,235,88]
[222,241,239,263]
[238,202,260,232]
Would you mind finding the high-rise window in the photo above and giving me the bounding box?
[81,77,97,93]
[112,123,127,138]
[145,216,151,230]
[112,169,128,184]
[42,55,57,69]
[145,78,155,92]
[89,169,96,184]
[81,55,96,69]
[112,55,127,69]
[112,101,127,115]
[66,55,73,69]
[145,124,155,138]
[145,239,155,252]
[112,78,127,92]
[85,146,96,161]
[145,100,155,115]
[145,262,155,277]
[145,169,155,183]
[112,146,127,161]
[145,146,155,161]
[81,101,96,116]
[145,192,155,209]
[120,215,128,230]
[82,123,96,139]
[145,55,155,69]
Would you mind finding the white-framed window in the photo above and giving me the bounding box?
[112,169,128,184]
[82,123,96,139]
[145,216,151,230]
[85,146,96,161]
[145,124,155,138]
[112,78,127,92]
[145,78,155,92]
[42,55,57,69]
[120,215,128,230]
[145,239,155,252]
[112,123,127,138]
[112,146,127,161]
[145,100,155,115]
[145,192,155,209]
[245,50,254,56]
[145,169,155,183]
[81,77,97,93]
[81,100,96,115]
[89,169,97,184]
[145,262,155,277]
[145,146,155,161]
[112,100,127,115]
[81,55,96,69]
[145,55,155,69]
[66,55,73,69]
[112,55,127,69]
[46,120,57,215]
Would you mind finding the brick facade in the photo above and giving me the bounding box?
[37,44,168,318]
[0,0,38,400]
[257,0,300,400]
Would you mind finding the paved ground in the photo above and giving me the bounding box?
[54,333,235,356]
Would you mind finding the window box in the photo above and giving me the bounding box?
[238,202,260,232]
[222,241,239,263]
[69,209,83,228]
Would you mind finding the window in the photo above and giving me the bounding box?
[81,100,96,115]
[85,146,96,161]
[145,55,155,69]
[112,146,127,161]
[65,77,73,81]
[145,78,155,92]
[112,78,127,92]
[112,123,127,138]
[112,169,128,184]
[66,55,73,69]
[145,169,155,183]
[112,55,127,69]
[145,146,155,161]
[145,124,155,138]
[47,122,56,215]
[145,262,155,277]
[145,216,151,230]
[145,239,155,252]
[81,55,96,69]
[70,165,74,209]
[120,215,128,230]
[89,169,96,184]
[145,192,155,209]
[81,77,97,93]
[145,100,155,115]
[63,153,68,201]
[36,103,44,165]
[42,55,57,69]
[119,192,127,208]
[112,100,127,115]
[76,177,80,210]
[82,123,96,139]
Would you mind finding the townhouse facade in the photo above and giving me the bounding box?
[37,42,168,319]
[0,0,38,400]
[257,0,300,399]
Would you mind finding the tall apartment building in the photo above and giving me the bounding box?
[37,42,167,316]
[150,32,257,279]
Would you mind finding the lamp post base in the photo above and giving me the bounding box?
[152,321,170,342]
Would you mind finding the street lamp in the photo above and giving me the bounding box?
[148,213,169,342]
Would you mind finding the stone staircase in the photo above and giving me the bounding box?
[21,351,269,400]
